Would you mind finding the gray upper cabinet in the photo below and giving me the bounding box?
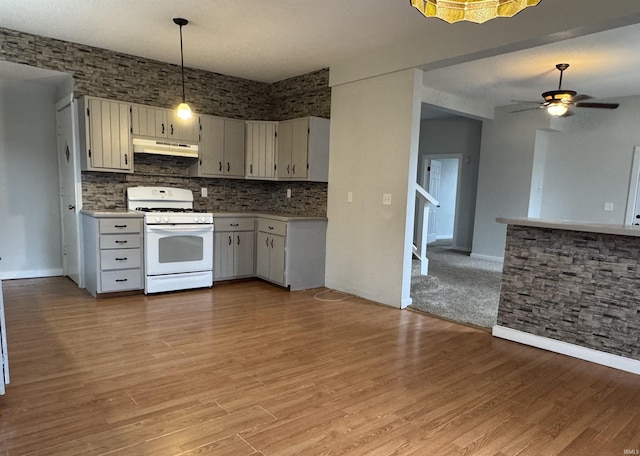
[78,96,132,173]
[190,115,245,178]
[277,117,330,182]
[245,121,278,180]
[130,104,199,143]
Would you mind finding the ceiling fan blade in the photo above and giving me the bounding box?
[575,102,620,109]
[572,94,593,102]
[510,106,543,113]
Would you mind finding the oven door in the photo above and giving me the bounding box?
[145,224,213,276]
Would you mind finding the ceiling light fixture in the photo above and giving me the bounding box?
[410,0,540,24]
[173,17,192,120]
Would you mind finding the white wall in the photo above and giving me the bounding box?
[540,95,640,223]
[325,69,422,308]
[418,116,482,251]
[471,107,559,260]
[0,77,63,279]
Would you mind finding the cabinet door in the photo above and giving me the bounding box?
[169,110,200,142]
[224,119,245,177]
[269,234,286,285]
[290,118,309,179]
[199,115,225,176]
[245,122,277,179]
[234,231,255,277]
[256,231,270,279]
[131,105,168,138]
[277,120,293,179]
[87,98,132,171]
[214,232,234,280]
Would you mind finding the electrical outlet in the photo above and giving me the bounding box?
[201,187,208,197]
[347,192,353,203]
[286,188,292,198]
[604,202,614,212]
[383,193,392,206]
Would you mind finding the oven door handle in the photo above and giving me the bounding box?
[146,225,213,234]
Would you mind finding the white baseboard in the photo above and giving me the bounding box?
[492,326,640,376]
[436,235,453,240]
[451,245,471,253]
[470,253,504,263]
[0,269,63,280]
[401,297,413,309]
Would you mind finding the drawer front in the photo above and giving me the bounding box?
[100,248,142,271]
[214,217,255,232]
[100,234,141,249]
[100,269,142,292]
[99,218,142,234]
[257,219,287,236]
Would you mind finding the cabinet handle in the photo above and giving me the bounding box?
[268,226,274,230]
[270,239,274,248]
[124,153,128,165]
[287,164,290,174]
[237,235,240,245]
[227,162,230,173]
[265,237,269,247]
[292,164,295,174]
[115,257,128,261]
[228,235,232,246]
[115,240,128,244]
[68,205,75,210]
[115,278,128,283]
[171,124,174,135]
[161,123,165,134]
[219,161,222,172]
[250,164,253,174]
[230,223,239,227]
[114,224,128,228]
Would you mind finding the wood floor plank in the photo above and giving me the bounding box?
[1,277,639,455]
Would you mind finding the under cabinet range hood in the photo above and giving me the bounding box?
[132,138,198,158]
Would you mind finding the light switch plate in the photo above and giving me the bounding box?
[201,187,208,197]
[604,202,614,212]
[383,193,392,206]
[347,192,353,203]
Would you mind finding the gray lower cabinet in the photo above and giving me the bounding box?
[213,217,255,281]
[256,217,327,290]
[82,214,144,296]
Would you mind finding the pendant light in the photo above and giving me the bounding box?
[410,0,540,24]
[173,17,192,120]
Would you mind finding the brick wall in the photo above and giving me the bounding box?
[1,26,330,215]
[498,224,640,360]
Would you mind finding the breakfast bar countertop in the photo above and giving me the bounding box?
[496,217,640,238]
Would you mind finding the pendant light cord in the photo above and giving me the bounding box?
[179,24,186,103]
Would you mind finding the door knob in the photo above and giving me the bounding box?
[68,205,75,210]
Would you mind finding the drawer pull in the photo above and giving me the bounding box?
[115,257,128,261]
[237,235,240,245]
[268,226,274,230]
[230,223,239,227]
[114,224,128,228]
[228,235,232,246]
[115,278,128,283]
[115,240,128,245]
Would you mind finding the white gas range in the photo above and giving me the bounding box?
[127,186,214,294]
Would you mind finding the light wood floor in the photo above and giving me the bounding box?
[1,277,639,455]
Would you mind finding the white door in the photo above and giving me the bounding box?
[56,99,82,285]
[427,159,441,244]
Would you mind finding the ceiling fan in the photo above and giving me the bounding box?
[512,63,620,117]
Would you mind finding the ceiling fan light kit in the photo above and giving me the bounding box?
[173,17,192,120]
[512,63,620,117]
[410,0,540,24]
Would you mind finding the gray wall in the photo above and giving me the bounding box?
[0,77,62,279]
[418,116,482,252]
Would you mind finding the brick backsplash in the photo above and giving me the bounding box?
[498,225,640,361]
[2,26,330,216]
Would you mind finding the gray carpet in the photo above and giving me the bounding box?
[409,244,503,328]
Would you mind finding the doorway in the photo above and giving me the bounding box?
[422,156,461,247]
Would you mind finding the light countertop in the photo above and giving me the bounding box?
[497,217,640,238]
[80,210,143,218]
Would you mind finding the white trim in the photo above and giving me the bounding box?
[624,145,640,226]
[470,253,504,263]
[436,235,453,240]
[492,326,640,376]
[0,269,63,280]
[401,297,413,309]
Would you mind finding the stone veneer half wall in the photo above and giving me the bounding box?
[498,225,640,361]
[1,26,331,216]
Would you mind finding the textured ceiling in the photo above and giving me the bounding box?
[1,0,640,111]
